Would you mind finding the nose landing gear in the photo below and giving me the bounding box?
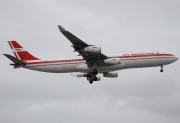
[89,79,93,84]
[160,66,163,72]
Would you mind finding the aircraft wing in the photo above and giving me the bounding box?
[58,25,108,67]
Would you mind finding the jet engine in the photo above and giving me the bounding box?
[84,46,101,53]
[104,58,120,65]
[103,72,118,78]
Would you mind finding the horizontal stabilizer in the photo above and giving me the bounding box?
[4,54,27,66]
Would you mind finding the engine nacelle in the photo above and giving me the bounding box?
[104,58,120,65]
[103,72,118,78]
[94,75,101,81]
[84,46,101,53]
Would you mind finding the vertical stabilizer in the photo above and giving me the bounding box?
[8,41,40,61]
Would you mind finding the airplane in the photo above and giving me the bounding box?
[4,25,178,84]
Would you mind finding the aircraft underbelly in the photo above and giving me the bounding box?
[75,63,127,73]
[97,63,127,72]
[159,57,177,65]
[122,58,160,68]
[26,64,79,73]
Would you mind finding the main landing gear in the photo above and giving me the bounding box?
[87,69,98,84]
[160,66,164,72]
[70,69,100,84]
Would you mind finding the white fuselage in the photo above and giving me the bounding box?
[24,53,178,73]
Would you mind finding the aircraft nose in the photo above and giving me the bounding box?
[175,57,178,61]
[172,56,178,63]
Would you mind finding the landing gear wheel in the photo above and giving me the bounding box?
[89,72,93,78]
[88,69,98,84]
[94,77,97,81]
[89,79,93,84]
[160,66,163,73]
[93,69,98,75]
[160,69,163,72]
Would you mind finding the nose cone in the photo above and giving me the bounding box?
[172,57,178,63]
[168,56,178,64]
[175,57,178,62]
[160,56,178,65]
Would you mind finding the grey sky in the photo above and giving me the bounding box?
[0,0,180,123]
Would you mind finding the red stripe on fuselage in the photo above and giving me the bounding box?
[25,62,86,67]
[27,59,85,65]
[115,54,172,58]
[26,54,174,66]
[26,56,174,67]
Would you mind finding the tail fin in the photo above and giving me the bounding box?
[8,41,40,61]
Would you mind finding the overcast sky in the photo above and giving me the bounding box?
[0,0,180,123]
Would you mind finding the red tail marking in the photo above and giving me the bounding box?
[17,51,39,61]
[11,41,23,48]
[9,41,40,61]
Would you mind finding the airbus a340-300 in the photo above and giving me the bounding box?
[4,25,178,84]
